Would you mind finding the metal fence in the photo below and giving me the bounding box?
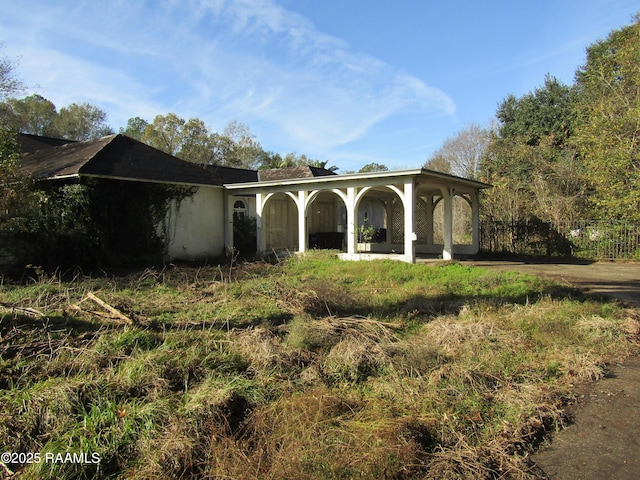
[480,219,640,260]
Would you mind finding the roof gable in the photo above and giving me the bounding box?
[20,134,223,186]
[18,133,77,153]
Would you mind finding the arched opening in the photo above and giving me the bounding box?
[263,193,298,252]
[355,186,403,253]
[431,194,473,245]
[307,191,347,250]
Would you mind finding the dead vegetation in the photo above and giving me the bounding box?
[1,252,639,479]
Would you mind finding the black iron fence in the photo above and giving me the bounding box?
[480,219,640,260]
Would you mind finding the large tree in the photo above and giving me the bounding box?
[1,95,113,141]
[0,44,22,99]
[571,13,640,221]
[425,123,490,179]
[481,76,584,223]
[142,113,189,157]
[359,163,389,173]
[140,115,264,169]
[53,102,113,141]
[2,94,57,136]
[0,51,28,226]
[219,120,264,169]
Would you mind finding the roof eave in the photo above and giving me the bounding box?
[80,173,223,188]
[225,168,491,190]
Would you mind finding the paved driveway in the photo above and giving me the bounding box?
[461,259,640,479]
[463,259,640,306]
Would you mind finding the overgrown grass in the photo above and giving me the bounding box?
[1,251,638,479]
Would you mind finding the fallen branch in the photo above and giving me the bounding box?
[0,303,45,319]
[82,292,134,325]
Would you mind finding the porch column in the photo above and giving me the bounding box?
[346,187,356,256]
[424,195,434,246]
[298,190,307,253]
[256,192,266,256]
[383,200,393,245]
[471,191,480,255]
[403,179,416,263]
[441,187,454,260]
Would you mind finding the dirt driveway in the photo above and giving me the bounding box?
[463,259,640,479]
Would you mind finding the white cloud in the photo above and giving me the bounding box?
[2,0,455,158]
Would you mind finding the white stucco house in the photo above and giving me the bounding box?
[18,134,490,265]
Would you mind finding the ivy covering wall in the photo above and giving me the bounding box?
[0,178,194,273]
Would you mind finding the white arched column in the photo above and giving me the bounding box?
[346,187,357,256]
[440,186,454,260]
[255,192,266,256]
[471,191,480,254]
[403,179,416,263]
[297,190,308,253]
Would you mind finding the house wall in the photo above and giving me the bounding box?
[163,186,226,261]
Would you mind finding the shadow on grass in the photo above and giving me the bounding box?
[296,281,590,323]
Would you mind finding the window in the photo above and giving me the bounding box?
[233,200,246,221]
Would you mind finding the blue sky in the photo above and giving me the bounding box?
[1,0,638,172]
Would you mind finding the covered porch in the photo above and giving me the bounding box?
[224,169,490,264]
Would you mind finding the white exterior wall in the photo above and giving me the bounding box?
[163,186,225,261]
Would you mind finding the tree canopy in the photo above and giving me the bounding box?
[475,13,640,225]
[425,123,489,179]
[0,44,22,100]
[0,94,114,141]
[571,13,640,221]
[136,115,267,169]
[0,54,31,230]
[359,162,389,173]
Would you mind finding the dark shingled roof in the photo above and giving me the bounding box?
[258,166,337,182]
[19,134,223,186]
[19,133,76,153]
[205,165,258,184]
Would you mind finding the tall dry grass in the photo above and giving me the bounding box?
[1,253,638,478]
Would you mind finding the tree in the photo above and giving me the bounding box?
[426,123,490,179]
[1,94,56,136]
[257,151,287,170]
[0,127,28,225]
[571,13,640,221]
[308,159,339,172]
[141,116,264,169]
[179,118,218,165]
[120,116,148,141]
[359,163,389,173]
[142,113,189,157]
[219,120,264,169]
[496,76,576,148]
[1,95,113,141]
[481,77,584,223]
[424,153,452,174]
[0,53,32,237]
[50,102,113,141]
[0,44,22,100]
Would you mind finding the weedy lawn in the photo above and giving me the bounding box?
[1,252,639,479]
